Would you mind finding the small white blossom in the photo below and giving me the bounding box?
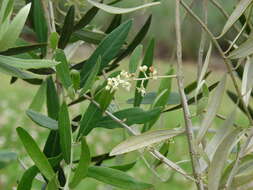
[139,65,148,72]
[137,86,146,97]
[105,71,132,92]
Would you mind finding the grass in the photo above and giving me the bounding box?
[0,60,248,190]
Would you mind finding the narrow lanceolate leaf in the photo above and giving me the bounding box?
[72,29,106,45]
[54,49,72,89]
[0,43,47,56]
[26,109,58,130]
[110,128,184,156]
[106,15,122,34]
[197,75,226,143]
[134,39,155,107]
[30,0,48,56]
[112,15,152,65]
[95,107,162,129]
[17,154,63,190]
[70,138,91,188]
[129,45,143,74]
[200,109,237,171]
[80,20,132,86]
[208,129,241,190]
[87,0,160,14]
[110,162,136,172]
[70,70,80,90]
[80,57,101,95]
[0,62,41,79]
[46,76,60,120]
[16,127,55,180]
[0,3,31,51]
[58,102,72,164]
[218,0,252,38]
[43,77,61,157]
[74,6,99,31]
[17,166,38,190]
[196,43,212,98]
[58,6,75,49]
[77,89,114,138]
[0,55,58,69]
[0,0,14,24]
[229,37,253,59]
[143,67,174,131]
[241,57,253,106]
[87,166,153,190]
[46,175,59,190]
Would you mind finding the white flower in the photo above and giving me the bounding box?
[139,65,148,72]
[137,86,146,97]
[105,71,132,92]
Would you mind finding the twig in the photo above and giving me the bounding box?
[175,1,205,189]
[82,94,196,182]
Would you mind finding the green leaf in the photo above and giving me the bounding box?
[229,37,253,59]
[143,68,174,131]
[77,89,114,138]
[0,43,47,56]
[110,128,184,156]
[17,166,38,190]
[54,49,72,89]
[16,127,55,180]
[0,0,14,24]
[70,138,91,188]
[26,109,58,130]
[134,38,155,107]
[58,6,75,49]
[58,102,72,164]
[43,77,61,158]
[30,0,48,56]
[0,55,58,69]
[106,15,122,33]
[112,15,152,65]
[70,69,80,90]
[0,61,41,79]
[200,109,237,171]
[129,45,143,73]
[196,43,212,98]
[17,154,62,190]
[87,166,153,189]
[46,76,60,120]
[80,20,132,86]
[95,107,162,129]
[0,150,17,169]
[49,32,59,50]
[46,175,59,190]
[196,75,226,143]
[208,128,241,190]
[87,0,160,14]
[218,0,252,38]
[72,29,106,45]
[110,162,136,172]
[0,3,31,51]
[29,80,47,112]
[74,6,99,31]
[80,56,101,95]
[241,57,253,106]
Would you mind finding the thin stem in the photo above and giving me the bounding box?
[133,75,177,81]
[82,94,196,182]
[175,1,205,189]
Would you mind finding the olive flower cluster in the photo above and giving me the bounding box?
[105,65,158,97]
